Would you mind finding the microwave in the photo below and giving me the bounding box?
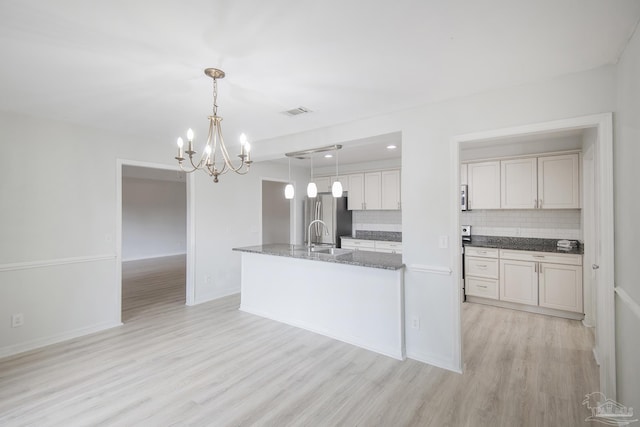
[461,184,468,211]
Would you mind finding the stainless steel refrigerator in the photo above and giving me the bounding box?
[304,192,352,248]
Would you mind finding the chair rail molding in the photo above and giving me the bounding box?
[0,254,116,273]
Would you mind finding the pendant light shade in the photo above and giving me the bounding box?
[285,183,295,199]
[331,180,343,197]
[332,148,342,198]
[307,182,318,198]
[284,157,295,199]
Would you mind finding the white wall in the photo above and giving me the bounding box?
[122,176,186,261]
[0,111,176,356]
[614,23,640,411]
[191,160,308,304]
[256,65,616,370]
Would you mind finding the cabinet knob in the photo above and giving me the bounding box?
[592,264,600,270]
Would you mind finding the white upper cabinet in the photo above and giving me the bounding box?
[314,176,331,193]
[330,175,350,193]
[501,158,537,209]
[347,174,365,210]
[460,163,468,185]
[537,154,580,209]
[465,152,580,210]
[364,172,382,210]
[468,161,501,209]
[381,170,401,210]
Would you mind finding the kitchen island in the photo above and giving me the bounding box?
[233,244,405,359]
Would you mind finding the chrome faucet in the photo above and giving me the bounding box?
[307,219,329,249]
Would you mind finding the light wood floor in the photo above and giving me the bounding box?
[0,256,598,426]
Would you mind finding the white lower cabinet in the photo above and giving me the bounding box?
[466,246,583,316]
[341,238,402,254]
[539,263,583,312]
[464,248,499,300]
[499,249,583,314]
[499,259,538,305]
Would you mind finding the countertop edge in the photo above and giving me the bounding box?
[233,246,405,271]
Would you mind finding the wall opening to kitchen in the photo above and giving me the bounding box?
[453,113,615,398]
[262,180,291,244]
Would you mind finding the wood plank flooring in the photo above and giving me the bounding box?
[0,256,598,426]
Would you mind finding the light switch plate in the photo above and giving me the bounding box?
[439,236,449,249]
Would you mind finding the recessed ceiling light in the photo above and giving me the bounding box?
[386,145,397,150]
[324,154,333,158]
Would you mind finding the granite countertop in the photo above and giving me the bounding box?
[464,235,584,255]
[341,231,402,242]
[233,244,404,270]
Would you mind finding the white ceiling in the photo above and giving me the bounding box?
[1,1,639,154]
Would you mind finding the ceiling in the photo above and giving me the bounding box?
[1,1,639,154]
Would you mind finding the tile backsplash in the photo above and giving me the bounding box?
[461,209,582,241]
[352,210,402,234]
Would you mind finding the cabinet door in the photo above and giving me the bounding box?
[537,154,580,209]
[314,176,331,193]
[364,172,382,210]
[331,175,349,193]
[460,163,468,186]
[468,161,500,209]
[347,174,365,210]
[539,263,583,312]
[500,259,538,305]
[381,170,401,210]
[501,158,537,209]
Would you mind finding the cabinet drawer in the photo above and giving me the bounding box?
[465,256,499,279]
[466,277,499,300]
[376,248,402,254]
[465,247,499,258]
[341,239,375,250]
[375,241,403,252]
[499,249,582,266]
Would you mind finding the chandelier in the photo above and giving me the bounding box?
[175,68,252,182]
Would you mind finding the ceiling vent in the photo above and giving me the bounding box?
[282,106,311,116]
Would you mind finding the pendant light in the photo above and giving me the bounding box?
[331,149,343,198]
[307,155,318,198]
[284,158,295,199]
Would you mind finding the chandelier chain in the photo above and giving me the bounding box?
[212,78,218,116]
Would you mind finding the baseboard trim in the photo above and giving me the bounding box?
[0,320,122,360]
[0,254,116,272]
[406,350,461,373]
[191,290,240,306]
[466,296,584,320]
[122,252,186,262]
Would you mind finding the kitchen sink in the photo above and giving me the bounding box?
[310,247,353,256]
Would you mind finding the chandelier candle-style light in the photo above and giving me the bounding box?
[175,68,252,183]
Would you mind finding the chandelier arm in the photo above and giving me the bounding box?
[218,125,249,174]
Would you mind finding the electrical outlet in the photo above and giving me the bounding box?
[11,313,24,328]
[411,317,420,329]
[205,275,212,284]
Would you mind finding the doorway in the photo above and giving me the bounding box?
[116,160,194,325]
[261,180,291,244]
[452,113,616,399]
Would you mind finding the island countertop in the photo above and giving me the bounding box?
[233,244,404,270]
